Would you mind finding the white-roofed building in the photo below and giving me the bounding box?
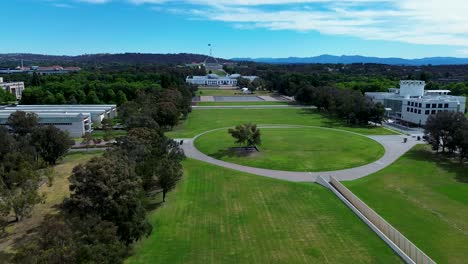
[366,80,466,126]
[186,74,258,87]
[0,104,117,137]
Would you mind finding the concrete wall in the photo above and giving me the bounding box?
[317,176,436,264]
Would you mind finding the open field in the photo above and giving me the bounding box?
[0,151,103,252]
[196,89,272,96]
[195,101,290,106]
[168,108,396,138]
[127,159,400,264]
[345,145,468,263]
[92,129,127,138]
[195,127,384,172]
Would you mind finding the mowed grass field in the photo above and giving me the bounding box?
[345,145,468,263]
[168,108,395,138]
[127,159,400,264]
[195,127,384,172]
[196,89,272,96]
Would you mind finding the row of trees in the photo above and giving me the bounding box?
[6,65,200,105]
[0,112,70,226]
[425,111,468,162]
[295,85,385,125]
[119,86,192,130]
[13,85,189,263]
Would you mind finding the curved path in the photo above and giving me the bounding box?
[175,125,419,183]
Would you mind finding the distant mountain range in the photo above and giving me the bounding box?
[0,53,229,66]
[232,55,468,66]
[2,53,468,66]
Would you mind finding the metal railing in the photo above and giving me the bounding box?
[329,177,436,264]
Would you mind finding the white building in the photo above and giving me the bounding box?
[366,80,466,126]
[0,104,117,137]
[186,74,258,87]
[0,77,25,100]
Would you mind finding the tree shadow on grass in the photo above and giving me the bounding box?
[146,201,165,211]
[210,147,260,160]
[404,147,468,183]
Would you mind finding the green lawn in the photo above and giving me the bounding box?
[127,159,400,264]
[196,89,272,96]
[345,145,468,264]
[195,101,290,106]
[168,108,396,138]
[195,127,384,172]
[92,130,127,138]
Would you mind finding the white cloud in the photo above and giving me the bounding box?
[69,0,468,49]
[171,0,468,48]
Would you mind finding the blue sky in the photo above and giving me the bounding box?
[1,0,468,59]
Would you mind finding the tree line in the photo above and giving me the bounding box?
[0,112,71,226]
[295,85,385,125]
[12,84,189,263]
[424,111,468,162]
[0,65,201,105]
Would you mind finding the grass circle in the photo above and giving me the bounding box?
[194,127,385,172]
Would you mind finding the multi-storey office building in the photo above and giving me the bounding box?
[0,77,25,100]
[366,80,466,126]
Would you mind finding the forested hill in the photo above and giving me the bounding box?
[0,53,230,66]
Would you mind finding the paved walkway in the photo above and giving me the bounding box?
[176,125,420,183]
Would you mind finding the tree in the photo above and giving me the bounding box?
[81,132,93,150]
[0,162,43,222]
[101,118,114,141]
[155,158,183,202]
[113,128,185,201]
[55,92,67,104]
[31,72,42,86]
[0,127,17,162]
[65,156,152,245]
[13,214,127,264]
[13,215,76,264]
[31,125,71,165]
[86,90,101,104]
[228,123,261,147]
[237,77,250,88]
[425,111,466,153]
[116,91,127,106]
[454,120,468,163]
[7,111,38,136]
[0,88,16,103]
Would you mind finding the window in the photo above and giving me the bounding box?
[426,104,430,108]
[432,104,436,108]
[431,110,436,114]
[419,103,422,108]
[407,107,410,112]
[444,103,449,108]
[418,109,421,114]
[425,110,430,115]
[438,103,443,108]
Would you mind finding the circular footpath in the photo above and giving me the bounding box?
[175,125,420,183]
